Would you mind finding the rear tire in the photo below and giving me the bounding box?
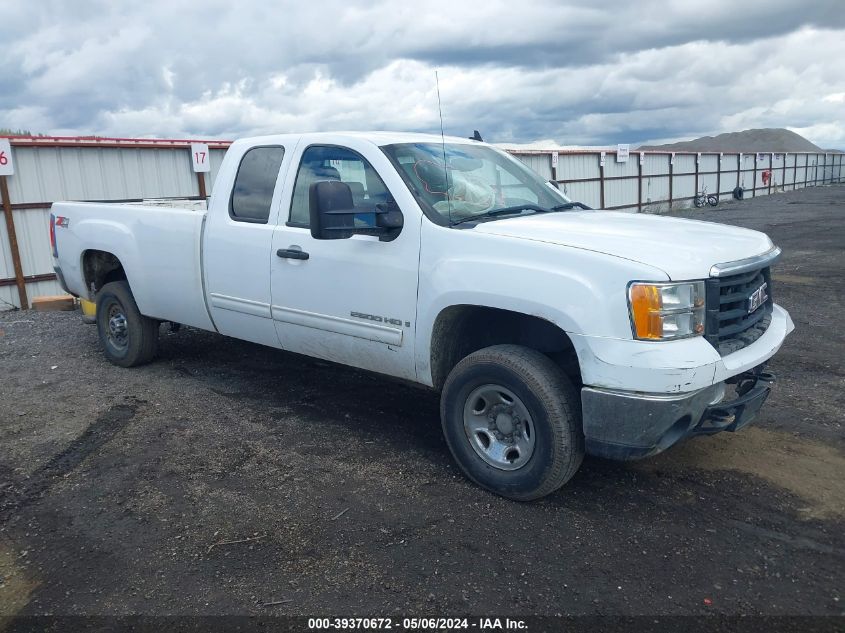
[707,195,718,206]
[693,196,705,208]
[440,344,584,501]
[96,280,159,367]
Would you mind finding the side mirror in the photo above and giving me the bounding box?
[309,180,404,242]
[375,202,404,230]
[309,181,356,240]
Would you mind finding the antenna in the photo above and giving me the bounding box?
[435,70,452,223]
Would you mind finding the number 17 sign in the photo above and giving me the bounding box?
[191,143,210,173]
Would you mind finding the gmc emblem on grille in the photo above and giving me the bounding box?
[747,282,768,314]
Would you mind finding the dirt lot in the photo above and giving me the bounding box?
[1,184,843,618]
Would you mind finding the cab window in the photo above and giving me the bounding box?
[230,146,285,223]
[288,145,392,227]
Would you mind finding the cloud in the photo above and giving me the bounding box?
[0,0,843,147]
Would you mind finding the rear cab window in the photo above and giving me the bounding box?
[230,146,285,223]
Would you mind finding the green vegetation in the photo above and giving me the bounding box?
[0,128,38,136]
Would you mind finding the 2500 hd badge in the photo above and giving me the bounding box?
[351,311,410,328]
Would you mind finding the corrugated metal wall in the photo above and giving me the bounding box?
[1,136,843,310]
[0,138,228,309]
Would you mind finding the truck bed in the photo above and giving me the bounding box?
[51,200,215,331]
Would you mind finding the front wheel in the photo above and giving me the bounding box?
[693,195,705,208]
[96,280,159,367]
[440,345,584,500]
[707,195,719,206]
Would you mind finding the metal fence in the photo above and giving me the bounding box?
[1,136,843,310]
[509,149,844,212]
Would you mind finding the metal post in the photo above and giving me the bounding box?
[0,175,28,309]
[694,154,699,199]
[792,154,797,190]
[768,154,773,195]
[197,172,207,199]
[637,153,643,213]
[716,154,721,199]
[752,155,758,198]
[668,154,674,209]
[804,154,809,188]
[736,154,741,190]
[782,154,788,191]
[598,153,605,209]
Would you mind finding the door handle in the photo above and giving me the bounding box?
[276,248,309,260]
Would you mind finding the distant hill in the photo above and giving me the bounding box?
[639,128,825,152]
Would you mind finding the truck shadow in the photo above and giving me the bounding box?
[156,326,448,454]
[151,327,670,495]
[151,324,839,525]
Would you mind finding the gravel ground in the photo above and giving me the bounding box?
[0,184,843,618]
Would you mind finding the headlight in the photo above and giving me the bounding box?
[628,281,705,340]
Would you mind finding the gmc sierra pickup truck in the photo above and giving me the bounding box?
[51,132,794,500]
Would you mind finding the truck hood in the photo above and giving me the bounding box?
[472,211,774,280]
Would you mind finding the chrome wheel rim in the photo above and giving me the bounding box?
[106,302,128,350]
[463,384,535,471]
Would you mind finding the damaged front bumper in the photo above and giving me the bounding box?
[581,366,775,461]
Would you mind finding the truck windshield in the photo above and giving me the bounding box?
[381,142,572,225]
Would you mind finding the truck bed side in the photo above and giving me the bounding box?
[52,201,215,331]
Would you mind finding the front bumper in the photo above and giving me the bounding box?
[582,366,775,460]
[568,303,793,395]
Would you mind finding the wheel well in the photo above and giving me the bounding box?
[82,250,127,295]
[430,305,581,390]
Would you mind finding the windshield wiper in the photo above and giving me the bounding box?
[551,201,591,211]
[450,204,550,227]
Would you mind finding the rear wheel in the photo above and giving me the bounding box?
[707,194,719,206]
[440,345,584,500]
[96,280,159,367]
[693,195,705,208]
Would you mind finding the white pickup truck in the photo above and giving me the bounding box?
[50,132,794,500]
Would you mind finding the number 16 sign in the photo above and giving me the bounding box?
[191,143,210,173]
[0,138,14,176]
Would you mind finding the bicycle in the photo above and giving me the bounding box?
[694,185,718,208]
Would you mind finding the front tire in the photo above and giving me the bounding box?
[440,345,584,500]
[96,280,159,367]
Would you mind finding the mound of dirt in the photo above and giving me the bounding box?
[640,128,825,152]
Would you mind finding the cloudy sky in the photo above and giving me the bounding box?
[1,0,844,147]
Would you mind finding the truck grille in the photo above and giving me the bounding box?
[705,266,773,356]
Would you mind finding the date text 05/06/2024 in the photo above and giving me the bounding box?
[307,617,527,630]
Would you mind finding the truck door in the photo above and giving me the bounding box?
[270,142,420,381]
[203,143,293,347]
